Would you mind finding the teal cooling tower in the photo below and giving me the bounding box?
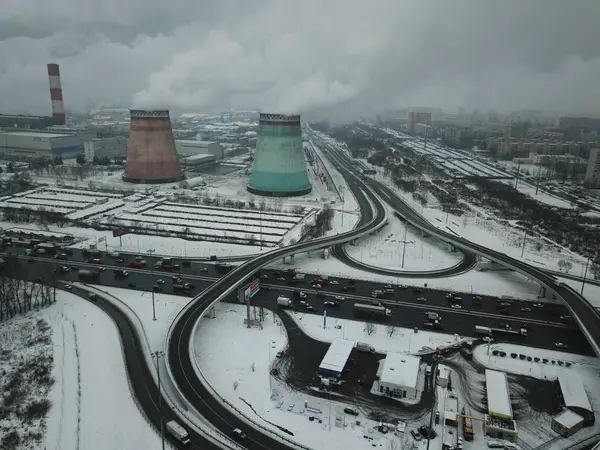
[247,113,312,197]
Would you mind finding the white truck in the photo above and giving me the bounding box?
[475,325,492,336]
[277,296,292,308]
[166,420,191,444]
[355,342,376,353]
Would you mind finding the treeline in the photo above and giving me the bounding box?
[0,258,57,322]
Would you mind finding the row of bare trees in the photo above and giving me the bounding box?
[0,258,56,322]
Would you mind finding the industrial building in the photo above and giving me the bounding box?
[247,113,311,197]
[123,110,184,184]
[558,375,594,425]
[0,131,83,160]
[318,338,356,377]
[551,409,585,437]
[84,136,127,162]
[484,369,518,442]
[584,148,600,189]
[181,154,216,169]
[175,140,223,160]
[437,365,451,388]
[374,353,421,400]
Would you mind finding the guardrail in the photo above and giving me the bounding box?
[71,282,244,450]
[165,172,387,450]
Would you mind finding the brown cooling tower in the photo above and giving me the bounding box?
[123,110,185,184]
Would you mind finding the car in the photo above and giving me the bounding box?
[398,285,408,290]
[172,276,182,283]
[343,407,359,416]
[232,428,247,440]
[306,305,315,312]
[120,270,129,276]
[560,315,572,321]
[329,280,339,285]
[300,300,308,306]
[435,411,440,424]
[384,284,393,289]
[555,342,568,349]
[410,430,422,441]
[416,297,427,302]
[451,304,462,309]
[276,351,284,358]
[199,267,208,273]
[521,308,531,312]
[324,301,339,307]
[533,303,544,308]
[498,302,512,307]
[157,279,166,284]
[260,274,269,280]
[87,257,101,264]
[54,253,68,260]
[99,267,106,271]
[64,284,72,290]
[499,323,511,329]
[334,296,345,301]
[473,295,483,301]
[115,258,124,264]
[312,284,322,289]
[445,293,454,299]
[299,291,307,298]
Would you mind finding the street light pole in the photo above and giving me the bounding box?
[520,230,527,258]
[152,289,156,321]
[581,258,590,295]
[153,351,166,450]
[401,221,408,269]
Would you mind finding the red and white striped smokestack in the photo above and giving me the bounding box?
[47,63,66,125]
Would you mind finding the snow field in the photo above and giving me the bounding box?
[288,311,469,355]
[345,204,463,272]
[193,302,401,450]
[472,343,600,450]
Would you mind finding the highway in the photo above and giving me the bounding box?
[50,284,223,450]
[315,135,600,357]
[8,253,590,354]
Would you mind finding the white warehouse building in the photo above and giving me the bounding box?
[374,353,422,401]
[0,131,83,160]
[175,140,223,160]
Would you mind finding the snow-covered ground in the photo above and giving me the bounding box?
[193,302,403,450]
[472,343,600,450]
[288,310,469,355]
[0,291,161,449]
[345,204,463,272]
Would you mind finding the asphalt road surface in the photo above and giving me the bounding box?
[8,253,591,355]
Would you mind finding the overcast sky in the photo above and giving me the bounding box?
[1,0,600,119]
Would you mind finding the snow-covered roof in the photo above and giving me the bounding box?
[438,365,450,380]
[176,140,217,147]
[3,131,73,139]
[380,353,420,389]
[318,339,356,374]
[485,369,513,419]
[183,154,215,161]
[559,375,592,413]
[553,409,584,429]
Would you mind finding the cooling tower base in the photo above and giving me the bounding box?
[122,173,186,184]
[246,184,312,197]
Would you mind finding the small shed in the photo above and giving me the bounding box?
[551,409,585,437]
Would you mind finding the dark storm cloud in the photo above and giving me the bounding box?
[1,0,600,117]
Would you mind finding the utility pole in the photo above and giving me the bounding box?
[535,166,542,195]
[152,351,166,450]
[151,288,156,321]
[339,184,345,227]
[520,229,527,258]
[581,258,590,295]
[401,221,408,269]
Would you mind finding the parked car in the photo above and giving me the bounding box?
[232,428,247,441]
[521,307,531,312]
[555,342,568,349]
[410,430,422,441]
[329,280,339,285]
[334,296,345,301]
[299,292,307,299]
[157,279,166,284]
[343,407,359,416]
[324,301,339,307]
[451,304,462,309]
[199,267,208,273]
[416,297,427,302]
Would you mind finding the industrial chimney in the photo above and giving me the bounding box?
[123,110,184,184]
[47,63,66,125]
[247,113,311,197]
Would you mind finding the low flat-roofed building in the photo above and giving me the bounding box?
[176,140,223,160]
[485,369,513,420]
[375,353,421,400]
[485,414,518,443]
[318,338,356,377]
[551,409,585,437]
[558,375,594,424]
[0,130,83,160]
[181,153,216,168]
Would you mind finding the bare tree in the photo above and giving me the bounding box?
[563,261,573,273]
[386,324,396,337]
[365,322,376,336]
[558,259,566,271]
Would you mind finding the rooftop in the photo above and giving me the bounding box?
[559,375,592,413]
[380,353,420,389]
[176,140,217,146]
[1,131,73,139]
[182,154,216,161]
[318,338,356,374]
[554,409,584,429]
[485,369,513,419]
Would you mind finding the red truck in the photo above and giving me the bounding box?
[126,260,147,268]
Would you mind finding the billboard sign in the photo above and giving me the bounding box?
[244,279,261,302]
